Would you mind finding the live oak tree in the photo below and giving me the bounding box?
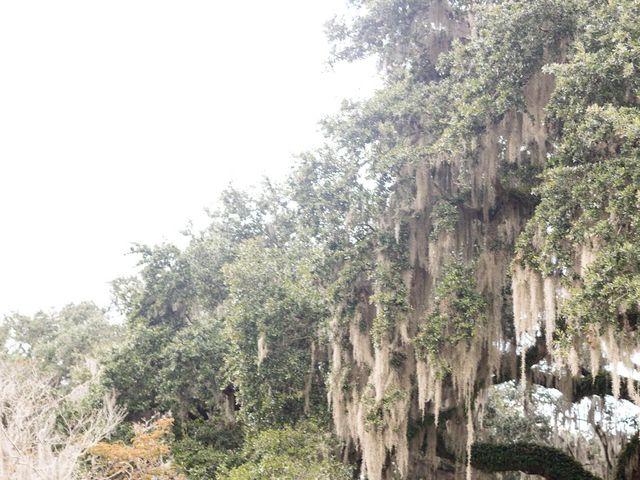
[317,0,640,479]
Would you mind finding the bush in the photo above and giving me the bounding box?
[218,422,352,480]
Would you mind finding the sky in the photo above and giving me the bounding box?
[0,0,379,316]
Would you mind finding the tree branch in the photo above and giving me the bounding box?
[471,442,601,480]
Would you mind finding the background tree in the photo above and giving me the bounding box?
[0,359,124,480]
[1,302,121,387]
[86,416,185,480]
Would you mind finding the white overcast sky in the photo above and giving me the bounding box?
[0,1,379,316]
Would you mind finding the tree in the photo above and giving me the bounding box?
[86,416,185,480]
[319,0,640,478]
[1,302,121,387]
[105,223,239,419]
[104,186,274,421]
[0,359,123,480]
[101,189,273,477]
[223,239,329,427]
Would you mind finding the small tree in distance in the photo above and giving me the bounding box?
[0,360,124,480]
[86,416,186,480]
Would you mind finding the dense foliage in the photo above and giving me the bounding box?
[517,0,640,352]
[2,302,120,387]
[218,423,353,480]
[414,257,487,368]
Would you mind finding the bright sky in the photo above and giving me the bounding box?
[0,1,379,316]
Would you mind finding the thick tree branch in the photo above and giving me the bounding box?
[471,442,601,480]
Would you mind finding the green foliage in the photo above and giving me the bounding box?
[545,0,640,145]
[482,383,552,446]
[104,186,276,421]
[121,243,194,329]
[429,199,459,239]
[367,219,412,346]
[158,317,231,417]
[326,0,434,76]
[223,239,329,427]
[328,246,374,322]
[1,302,120,387]
[105,241,232,420]
[288,148,374,247]
[104,314,232,421]
[363,386,408,432]
[172,419,244,480]
[497,158,542,206]
[326,0,580,177]
[364,398,385,432]
[516,0,640,341]
[370,261,410,346]
[431,0,578,151]
[218,422,352,480]
[414,257,486,364]
[103,324,170,417]
[390,349,407,369]
[322,80,433,179]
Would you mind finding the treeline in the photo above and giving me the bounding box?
[2,167,364,478]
